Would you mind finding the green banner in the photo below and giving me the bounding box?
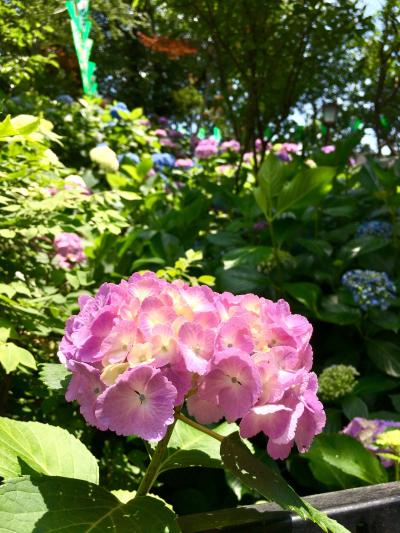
[66,0,98,96]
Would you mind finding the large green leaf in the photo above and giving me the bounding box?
[284,282,321,312]
[366,337,400,377]
[0,342,36,373]
[221,432,349,533]
[222,246,273,270]
[319,296,361,326]
[0,476,180,533]
[304,434,387,489]
[216,266,266,294]
[159,420,237,473]
[276,167,336,215]
[38,363,71,393]
[339,235,389,261]
[0,418,99,483]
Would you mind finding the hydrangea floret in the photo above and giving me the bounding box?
[318,365,359,402]
[342,269,396,311]
[59,272,325,460]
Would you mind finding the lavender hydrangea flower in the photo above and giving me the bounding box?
[342,417,400,466]
[342,269,396,311]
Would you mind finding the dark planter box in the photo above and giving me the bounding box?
[178,482,400,532]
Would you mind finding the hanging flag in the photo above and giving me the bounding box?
[294,125,304,141]
[212,126,222,142]
[66,0,98,96]
[351,118,364,131]
[379,114,389,128]
[263,126,273,140]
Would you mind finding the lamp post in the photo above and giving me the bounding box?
[322,102,338,145]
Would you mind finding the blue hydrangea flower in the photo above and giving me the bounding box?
[118,152,140,164]
[56,94,74,104]
[342,269,397,311]
[152,153,176,170]
[356,220,392,239]
[110,102,129,119]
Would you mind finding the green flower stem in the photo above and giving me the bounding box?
[176,412,224,442]
[135,418,177,497]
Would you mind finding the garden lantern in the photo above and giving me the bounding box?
[322,102,338,143]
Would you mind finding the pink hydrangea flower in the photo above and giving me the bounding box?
[59,272,325,452]
[154,128,167,137]
[321,145,336,154]
[195,138,219,159]
[220,140,241,153]
[175,158,194,168]
[54,232,86,270]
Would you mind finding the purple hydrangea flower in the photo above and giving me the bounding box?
[342,417,400,466]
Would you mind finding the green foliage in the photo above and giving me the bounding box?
[220,432,349,533]
[159,420,238,473]
[304,434,388,489]
[0,476,180,533]
[0,417,99,483]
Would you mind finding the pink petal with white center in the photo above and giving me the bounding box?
[215,317,253,353]
[100,320,140,365]
[96,365,177,441]
[150,324,180,366]
[180,285,217,315]
[178,322,215,375]
[65,361,107,430]
[128,273,164,302]
[139,297,176,336]
[203,349,260,421]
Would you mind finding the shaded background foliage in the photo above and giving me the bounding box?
[1,0,399,153]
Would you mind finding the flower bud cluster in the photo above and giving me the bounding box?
[318,365,359,402]
[342,269,396,310]
[59,272,325,459]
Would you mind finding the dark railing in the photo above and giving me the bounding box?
[178,482,400,532]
